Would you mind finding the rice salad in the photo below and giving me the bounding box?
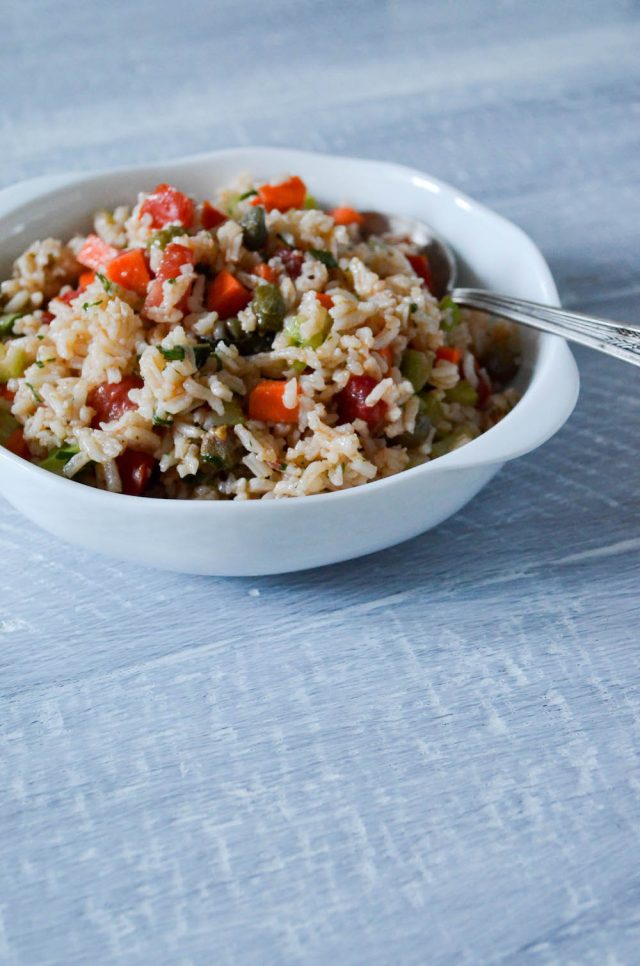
[0,174,519,499]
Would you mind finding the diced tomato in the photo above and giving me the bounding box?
[40,311,54,324]
[76,234,119,271]
[0,385,15,402]
[144,243,196,312]
[56,288,81,305]
[201,201,227,230]
[106,249,151,297]
[407,253,433,292]
[5,427,30,460]
[315,292,334,310]
[336,375,387,427]
[274,247,304,278]
[116,448,156,496]
[435,346,462,365]
[87,375,143,427]
[140,183,194,229]
[206,269,252,318]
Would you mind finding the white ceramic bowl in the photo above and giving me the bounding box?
[0,148,578,575]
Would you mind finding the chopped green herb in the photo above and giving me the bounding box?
[38,445,81,476]
[37,334,45,341]
[26,382,43,403]
[96,272,113,293]
[192,344,211,369]
[276,232,293,248]
[152,413,174,427]
[238,189,258,200]
[410,302,418,313]
[167,277,177,285]
[82,300,102,311]
[158,346,186,362]
[308,249,338,269]
[303,195,318,210]
[35,360,45,368]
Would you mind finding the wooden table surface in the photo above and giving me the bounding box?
[2,2,640,963]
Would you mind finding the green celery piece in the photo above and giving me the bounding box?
[401,349,431,392]
[291,360,307,376]
[284,313,327,350]
[38,445,80,476]
[439,295,461,331]
[0,313,23,337]
[0,409,19,442]
[0,345,27,382]
[445,379,478,407]
[207,398,245,427]
[430,426,479,459]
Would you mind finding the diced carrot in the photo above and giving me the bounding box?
[252,175,307,212]
[106,249,151,296]
[77,234,119,271]
[206,269,252,318]
[201,200,227,230]
[248,380,299,423]
[406,253,433,292]
[5,427,30,460]
[79,271,96,289]
[256,263,277,283]
[315,292,334,310]
[435,346,462,364]
[331,206,364,226]
[378,345,393,371]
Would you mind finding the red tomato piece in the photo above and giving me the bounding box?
[57,288,81,305]
[76,234,119,271]
[406,253,433,292]
[116,448,156,496]
[41,311,54,324]
[140,183,194,229]
[201,201,227,230]
[87,376,143,427]
[336,375,387,427]
[5,427,30,460]
[274,247,304,278]
[144,243,196,313]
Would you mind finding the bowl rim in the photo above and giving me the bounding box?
[0,146,579,512]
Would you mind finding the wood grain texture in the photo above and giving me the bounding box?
[1,1,640,963]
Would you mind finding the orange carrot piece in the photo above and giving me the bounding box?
[331,206,364,226]
[378,345,393,370]
[106,249,151,296]
[5,427,30,459]
[255,263,277,283]
[79,271,96,289]
[252,176,307,212]
[315,292,334,310]
[248,380,299,423]
[435,346,462,365]
[77,234,119,271]
[206,269,252,318]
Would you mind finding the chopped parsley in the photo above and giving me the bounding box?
[309,249,338,269]
[26,382,43,403]
[410,302,418,313]
[96,272,112,293]
[158,346,186,362]
[82,300,102,311]
[0,312,23,337]
[192,345,211,369]
[152,413,174,427]
[238,189,258,200]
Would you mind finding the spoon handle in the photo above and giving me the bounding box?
[452,288,640,368]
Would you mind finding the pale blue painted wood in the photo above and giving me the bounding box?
[1,2,640,963]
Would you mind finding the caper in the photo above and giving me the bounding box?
[147,225,188,250]
[200,425,243,472]
[240,206,267,251]
[223,318,274,356]
[252,283,286,333]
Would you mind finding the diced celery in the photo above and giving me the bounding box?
[430,426,479,459]
[401,349,431,392]
[439,295,461,331]
[420,392,446,431]
[0,344,27,382]
[207,398,245,427]
[445,379,478,406]
[0,313,23,337]
[38,445,80,476]
[291,360,307,376]
[284,312,327,350]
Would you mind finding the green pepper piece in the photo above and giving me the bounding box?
[207,398,245,427]
[397,396,433,448]
[430,426,479,459]
[401,349,432,393]
[439,295,461,331]
[445,379,478,407]
[308,249,337,269]
[0,313,23,338]
[241,206,267,251]
[38,445,80,476]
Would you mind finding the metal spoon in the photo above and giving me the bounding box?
[361,211,640,368]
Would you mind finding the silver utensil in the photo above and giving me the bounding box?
[361,212,640,367]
